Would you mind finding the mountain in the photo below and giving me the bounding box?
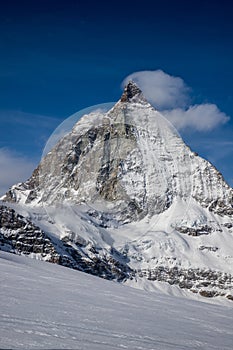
[1,81,233,301]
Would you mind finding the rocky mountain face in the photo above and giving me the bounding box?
[1,81,233,301]
[0,205,130,281]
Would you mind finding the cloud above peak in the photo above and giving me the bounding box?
[122,70,190,110]
[163,104,230,131]
[122,70,230,132]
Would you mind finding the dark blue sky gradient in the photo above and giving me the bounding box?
[0,0,233,185]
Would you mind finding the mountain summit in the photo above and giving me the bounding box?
[1,82,233,301]
[120,80,145,102]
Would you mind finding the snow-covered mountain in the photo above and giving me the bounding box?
[1,81,233,301]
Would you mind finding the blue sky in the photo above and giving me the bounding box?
[0,0,233,194]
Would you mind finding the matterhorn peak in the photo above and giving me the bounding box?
[120,80,146,103]
[2,81,233,302]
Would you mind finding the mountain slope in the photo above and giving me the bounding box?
[1,251,233,350]
[1,81,233,300]
[0,204,131,281]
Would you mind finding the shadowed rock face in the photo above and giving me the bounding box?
[0,205,131,281]
[0,205,59,259]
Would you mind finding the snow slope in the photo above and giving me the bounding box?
[0,250,233,350]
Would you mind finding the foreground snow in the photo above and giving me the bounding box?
[0,251,232,349]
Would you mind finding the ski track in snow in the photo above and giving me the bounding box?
[0,251,233,350]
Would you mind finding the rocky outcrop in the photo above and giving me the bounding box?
[120,80,146,102]
[0,205,131,281]
[176,225,212,236]
[137,266,233,299]
[0,205,58,259]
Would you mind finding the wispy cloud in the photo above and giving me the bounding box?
[0,110,61,129]
[122,70,230,132]
[0,148,36,196]
[0,110,63,157]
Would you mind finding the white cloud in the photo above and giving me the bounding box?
[122,70,190,109]
[0,148,36,195]
[122,70,230,132]
[163,104,230,131]
[0,110,61,129]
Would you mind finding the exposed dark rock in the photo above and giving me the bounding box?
[224,223,233,229]
[136,266,233,299]
[209,199,233,217]
[199,290,218,298]
[176,225,212,236]
[199,246,219,252]
[0,205,132,282]
[0,205,59,260]
[120,81,144,102]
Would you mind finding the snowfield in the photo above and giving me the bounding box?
[0,251,232,350]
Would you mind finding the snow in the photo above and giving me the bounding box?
[3,191,233,300]
[0,250,233,350]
